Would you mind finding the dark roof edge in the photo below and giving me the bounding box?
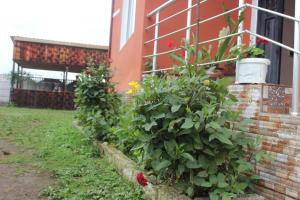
[11,36,109,50]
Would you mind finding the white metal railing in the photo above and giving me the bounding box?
[144,0,300,116]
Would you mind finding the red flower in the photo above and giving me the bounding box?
[166,41,174,48]
[256,38,269,45]
[136,172,148,187]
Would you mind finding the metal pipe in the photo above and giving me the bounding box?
[20,67,23,89]
[9,62,16,103]
[11,62,15,88]
[237,0,244,47]
[16,64,20,89]
[245,30,300,54]
[194,0,201,63]
[152,12,160,73]
[146,0,208,30]
[144,5,245,44]
[245,3,300,23]
[147,0,175,17]
[144,31,244,58]
[64,67,69,92]
[291,1,300,116]
[185,0,193,60]
[143,57,238,74]
[236,0,245,84]
[249,0,258,46]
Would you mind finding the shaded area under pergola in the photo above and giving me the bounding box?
[10,36,108,109]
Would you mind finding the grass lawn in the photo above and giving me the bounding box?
[0,107,143,200]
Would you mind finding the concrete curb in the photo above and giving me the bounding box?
[73,122,265,200]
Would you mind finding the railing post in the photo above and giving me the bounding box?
[236,0,244,84]
[291,0,300,116]
[152,12,160,74]
[185,0,192,60]
[237,0,244,47]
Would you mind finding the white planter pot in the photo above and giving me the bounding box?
[236,58,271,84]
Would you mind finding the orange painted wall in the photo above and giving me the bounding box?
[109,0,146,91]
[110,0,253,91]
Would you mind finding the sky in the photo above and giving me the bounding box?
[0,0,112,79]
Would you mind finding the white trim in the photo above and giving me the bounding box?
[250,0,258,46]
[113,9,120,18]
[120,0,136,49]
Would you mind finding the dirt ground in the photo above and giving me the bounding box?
[0,139,51,200]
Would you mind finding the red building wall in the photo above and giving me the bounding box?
[110,0,253,91]
[109,0,147,91]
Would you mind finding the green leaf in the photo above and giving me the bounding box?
[143,121,157,131]
[171,52,186,65]
[234,182,248,191]
[194,177,212,187]
[217,173,228,188]
[194,122,200,130]
[186,160,201,169]
[153,160,171,171]
[209,174,218,185]
[197,171,208,178]
[145,102,162,111]
[182,152,195,161]
[181,118,194,129]
[185,186,194,197]
[209,133,233,145]
[171,104,181,113]
[176,164,185,178]
[237,160,253,174]
[151,149,162,159]
[207,121,221,130]
[209,192,219,200]
[250,175,261,180]
[255,151,263,162]
[164,140,177,158]
[153,113,165,119]
[221,192,236,200]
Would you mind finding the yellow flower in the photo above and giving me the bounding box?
[126,89,133,96]
[128,81,140,92]
[203,80,210,86]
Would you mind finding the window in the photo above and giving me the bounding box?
[120,0,136,49]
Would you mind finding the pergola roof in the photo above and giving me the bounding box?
[11,36,108,73]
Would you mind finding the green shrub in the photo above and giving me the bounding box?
[74,65,121,141]
[131,45,266,199]
[111,101,141,160]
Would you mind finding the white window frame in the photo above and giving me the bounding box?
[120,0,136,49]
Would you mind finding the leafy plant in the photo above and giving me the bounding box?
[131,42,268,199]
[230,38,267,59]
[215,5,245,62]
[111,101,142,160]
[74,65,121,141]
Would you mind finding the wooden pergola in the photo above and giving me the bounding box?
[10,36,108,109]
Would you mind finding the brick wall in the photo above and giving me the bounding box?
[12,89,74,110]
[230,84,300,200]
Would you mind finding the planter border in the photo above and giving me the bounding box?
[74,122,265,200]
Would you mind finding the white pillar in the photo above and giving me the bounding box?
[236,0,245,84]
[291,0,300,115]
[152,12,160,74]
[237,0,245,46]
[185,0,192,60]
